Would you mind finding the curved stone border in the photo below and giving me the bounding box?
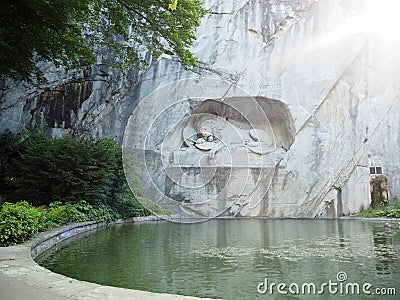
[132,215,165,222]
[0,220,214,300]
[31,221,106,260]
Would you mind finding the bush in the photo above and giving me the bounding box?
[114,187,151,218]
[86,205,120,222]
[44,201,87,228]
[0,201,44,246]
[0,200,123,246]
[0,131,124,207]
[0,130,24,199]
[73,200,119,222]
[0,130,152,228]
[357,198,400,218]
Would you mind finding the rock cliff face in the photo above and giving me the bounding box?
[2,0,400,218]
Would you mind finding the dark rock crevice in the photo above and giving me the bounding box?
[30,80,93,130]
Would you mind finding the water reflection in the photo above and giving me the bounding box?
[373,227,397,275]
[38,220,400,299]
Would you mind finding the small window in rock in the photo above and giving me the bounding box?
[370,166,383,175]
[376,167,382,174]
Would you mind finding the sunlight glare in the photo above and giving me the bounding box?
[353,0,400,40]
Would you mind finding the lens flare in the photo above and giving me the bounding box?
[352,0,400,40]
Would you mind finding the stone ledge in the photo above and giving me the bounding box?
[31,221,106,260]
[132,215,165,222]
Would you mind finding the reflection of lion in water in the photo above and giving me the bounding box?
[183,114,275,159]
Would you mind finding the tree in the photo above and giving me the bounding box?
[0,0,206,83]
[0,131,121,206]
[0,130,24,200]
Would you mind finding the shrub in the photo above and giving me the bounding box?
[86,205,120,222]
[71,200,117,222]
[0,130,24,199]
[1,131,123,207]
[0,200,122,246]
[0,201,44,246]
[45,201,87,227]
[114,187,151,218]
[357,198,400,218]
[0,130,151,223]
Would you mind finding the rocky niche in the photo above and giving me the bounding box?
[125,94,295,219]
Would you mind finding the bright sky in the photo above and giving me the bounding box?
[349,0,400,40]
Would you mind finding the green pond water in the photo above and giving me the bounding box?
[37,219,400,299]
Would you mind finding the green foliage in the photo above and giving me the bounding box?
[73,200,119,223]
[169,0,178,11]
[0,130,157,246]
[0,200,122,246]
[0,130,23,196]
[1,131,123,207]
[86,205,120,223]
[115,187,152,218]
[0,0,207,83]
[0,201,44,246]
[0,130,151,220]
[45,201,87,228]
[357,198,400,218]
[140,197,172,216]
[44,200,119,225]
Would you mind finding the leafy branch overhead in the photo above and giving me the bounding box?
[0,0,206,82]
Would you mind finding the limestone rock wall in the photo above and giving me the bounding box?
[1,0,400,218]
[0,63,139,139]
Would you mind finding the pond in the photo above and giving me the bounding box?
[37,219,400,299]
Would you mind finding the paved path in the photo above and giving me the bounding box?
[0,273,69,300]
